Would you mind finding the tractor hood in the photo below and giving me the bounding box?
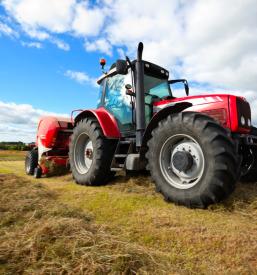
[153,94,232,112]
[153,94,251,134]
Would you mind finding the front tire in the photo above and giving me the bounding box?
[69,118,117,186]
[146,112,238,208]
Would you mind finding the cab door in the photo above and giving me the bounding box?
[103,71,134,134]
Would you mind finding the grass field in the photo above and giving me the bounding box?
[0,151,257,274]
[0,150,26,161]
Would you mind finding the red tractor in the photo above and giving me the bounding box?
[25,42,257,208]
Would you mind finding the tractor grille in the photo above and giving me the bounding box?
[236,98,251,128]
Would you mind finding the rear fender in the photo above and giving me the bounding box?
[74,107,121,138]
[141,102,192,152]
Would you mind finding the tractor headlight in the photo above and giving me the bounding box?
[240,116,246,125]
[247,118,251,126]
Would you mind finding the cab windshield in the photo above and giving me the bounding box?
[144,74,171,98]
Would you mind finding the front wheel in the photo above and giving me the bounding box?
[69,118,117,186]
[146,112,238,208]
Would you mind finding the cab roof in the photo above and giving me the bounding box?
[97,60,169,84]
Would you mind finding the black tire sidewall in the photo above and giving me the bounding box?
[69,119,117,185]
[70,120,98,183]
[147,112,237,207]
[25,150,38,175]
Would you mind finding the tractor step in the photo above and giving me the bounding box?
[119,140,132,144]
[114,154,127,158]
[111,167,123,171]
[110,163,124,170]
[111,139,134,170]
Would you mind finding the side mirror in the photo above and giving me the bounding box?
[125,83,135,96]
[168,79,189,96]
[184,80,189,96]
[116,59,128,75]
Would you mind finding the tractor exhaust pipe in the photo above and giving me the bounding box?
[135,42,145,147]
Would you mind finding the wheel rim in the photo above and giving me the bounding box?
[159,134,205,189]
[74,133,93,174]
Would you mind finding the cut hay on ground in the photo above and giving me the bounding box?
[0,174,171,274]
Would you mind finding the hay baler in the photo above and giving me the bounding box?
[25,116,73,177]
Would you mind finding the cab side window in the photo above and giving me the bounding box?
[104,72,133,132]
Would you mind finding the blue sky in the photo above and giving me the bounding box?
[0,0,257,142]
[0,27,111,113]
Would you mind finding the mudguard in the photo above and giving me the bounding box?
[74,107,121,138]
[141,102,192,149]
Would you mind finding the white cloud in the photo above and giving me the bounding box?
[21,41,43,48]
[101,0,257,94]
[51,37,70,51]
[2,0,75,33]
[23,27,50,40]
[72,2,105,36]
[1,0,104,49]
[19,30,70,51]
[84,38,112,56]
[0,21,18,37]
[2,0,74,50]
[0,101,68,142]
[64,70,97,87]
[117,48,126,59]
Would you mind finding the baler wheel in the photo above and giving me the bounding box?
[34,167,42,178]
[25,149,38,175]
[240,147,257,183]
[69,118,117,186]
[146,112,238,208]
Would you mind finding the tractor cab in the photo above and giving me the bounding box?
[97,59,189,136]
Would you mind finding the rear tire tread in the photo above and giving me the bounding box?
[146,112,238,208]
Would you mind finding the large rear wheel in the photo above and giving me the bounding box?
[146,112,238,208]
[69,118,117,186]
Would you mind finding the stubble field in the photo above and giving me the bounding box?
[0,151,256,274]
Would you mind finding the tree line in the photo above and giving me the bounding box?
[0,142,33,151]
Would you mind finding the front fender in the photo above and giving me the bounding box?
[74,107,120,138]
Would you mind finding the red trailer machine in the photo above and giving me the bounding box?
[25,116,73,177]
